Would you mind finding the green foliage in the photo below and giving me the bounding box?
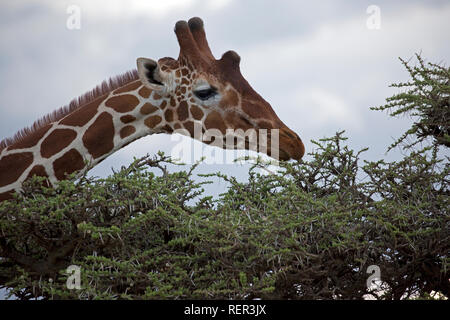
[0,55,449,300]
[371,53,450,151]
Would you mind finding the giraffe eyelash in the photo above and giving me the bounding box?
[193,86,218,100]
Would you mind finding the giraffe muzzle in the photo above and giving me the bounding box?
[278,127,305,161]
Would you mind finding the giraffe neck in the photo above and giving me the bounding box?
[0,79,166,200]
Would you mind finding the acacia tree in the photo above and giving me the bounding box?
[0,55,448,300]
[371,53,449,150]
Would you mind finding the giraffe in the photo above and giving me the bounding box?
[0,17,305,201]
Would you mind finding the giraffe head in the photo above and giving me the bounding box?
[136,17,305,161]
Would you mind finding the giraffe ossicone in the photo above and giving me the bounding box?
[0,17,305,201]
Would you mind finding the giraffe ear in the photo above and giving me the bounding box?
[136,57,165,91]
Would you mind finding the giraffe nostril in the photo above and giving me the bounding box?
[280,128,300,142]
[283,130,296,140]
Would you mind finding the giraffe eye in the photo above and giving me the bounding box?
[194,87,217,100]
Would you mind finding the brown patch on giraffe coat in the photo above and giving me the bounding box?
[177,101,189,121]
[7,124,52,150]
[257,120,273,129]
[138,86,152,98]
[153,92,162,100]
[181,68,189,76]
[181,78,189,86]
[204,110,227,134]
[60,97,102,127]
[0,190,14,201]
[82,112,115,159]
[190,105,204,120]
[170,97,176,107]
[160,100,167,109]
[164,109,174,122]
[26,165,51,188]
[0,152,33,187]
[40,129,77,158]
[27,165,48,179]
[140,103,158,115]
[174,123,182,129]
[144,115,162,128]
[162,124,173,133]
[120,126,136,138]
[241,101,262,119]
[120,115,136,123]
[183,121,196,137]
[53,148,85,180]
[113,80,141,94]
[219,90,239,109]
[105,95,139,113]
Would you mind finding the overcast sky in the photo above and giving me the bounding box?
[0,0,449,299]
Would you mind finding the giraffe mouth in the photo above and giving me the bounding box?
[278,128,305,161]
[278,148,291,161]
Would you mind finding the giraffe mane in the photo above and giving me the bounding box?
[0,69,139,152]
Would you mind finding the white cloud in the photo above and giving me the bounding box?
[291,87,363,130]
[206,0,234,11]
[41,0,196,19]
[243,3,450,79]
[35,0,234,20]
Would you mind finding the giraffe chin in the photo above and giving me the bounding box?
[277,145,304,162]
[277,149,291,161]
